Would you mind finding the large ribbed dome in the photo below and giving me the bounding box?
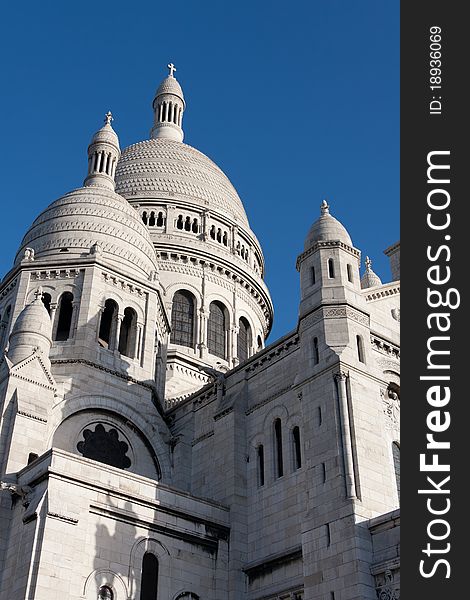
[15,186,158,280]
[115,138,250,226]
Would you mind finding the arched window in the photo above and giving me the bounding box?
[222,231,228,246]
[55,292,74,341]
[140,552,158,600]
[237,317,252,363]
[311,266,316,285]
[170,290,195,348]
[149,212,156,227]
[328,258,335,279]
[257,335,263,351]
[0,305,12,349]
[356,335,365,363]
[156,212,164,227]
[207,301,226,359]
[184,216,191,231]
[347,263,353,283]
[42,292,52,315]
[142,211,148,225]
[313,337,320,365]
[118,307,138,358]
[192,218,198,233]
[274,419,283,477]
[210,225,216,239]
[216,228,222,243]
[176,215,184,230]
[392,442,400,498]
[292,426,302,470]
[257,444,265,487]
[98,585,113,600]
[98,299,118,349]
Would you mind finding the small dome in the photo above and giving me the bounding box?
[361,256,382,289]
[89,115,120,149]
[7,290,52,364]
[304,201,353,250]
[155,75,185,104]
[15,187,158,280]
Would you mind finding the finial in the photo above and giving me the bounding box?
[104,111,113,125]
[365,256,372,271]
[167,62,176,78]
[321,199,330,215]
[34,287,43,301]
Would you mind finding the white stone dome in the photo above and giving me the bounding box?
[361,257,382,289]
[115,138,250,226]
[7,292,52,364]
[89,120,120,148]
[15,186,158,280]
[305,201,353,249]
[155,75,185,103]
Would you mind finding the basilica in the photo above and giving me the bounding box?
[0,66,400,599]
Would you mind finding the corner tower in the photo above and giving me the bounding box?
[115,65,274,403]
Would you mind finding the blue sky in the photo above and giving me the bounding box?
[0,1,399,343]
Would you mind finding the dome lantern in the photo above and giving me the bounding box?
[84,112,121,191]
[150,63,186,142]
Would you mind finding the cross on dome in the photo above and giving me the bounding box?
[104,111,113,125]
[167,63,176,77]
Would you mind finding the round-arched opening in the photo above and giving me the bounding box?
[238,317,252,363]
[170,290,195,348]
[207,301,227,359]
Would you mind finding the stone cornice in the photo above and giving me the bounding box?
[0,276,18,301]
[51,358,157,392]
[296,240,360,270]
[299,303,370,331]
[364,282,400,302]
[370,334,400,359]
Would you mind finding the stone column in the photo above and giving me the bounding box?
[114,315,123,355]
[136,322,144,363]
[166,204,177,231]
[49,302,58,328]
[70,300,80,339]
[231,325,239,367]
[198,307,208,359]
[231,225,238,254]
[201,210,209,241]
[334,371,356,499]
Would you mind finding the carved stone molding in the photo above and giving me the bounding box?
[0,277,18,300]
[374,568,400,600]
[102,272,146,296]
[371,335,400,360]
[300,305,370,331]
[381,388,400,430]
[31,269,82,281]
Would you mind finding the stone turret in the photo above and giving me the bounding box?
[297,200,362,319]
[150,63,186,142]
[7,288,52,366]
[84,112,120,190]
